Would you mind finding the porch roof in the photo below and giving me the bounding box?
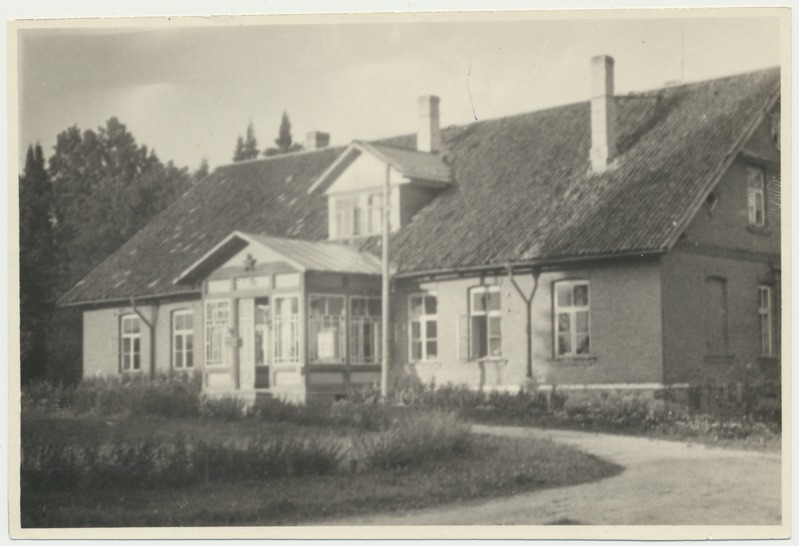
[173,230,383,285]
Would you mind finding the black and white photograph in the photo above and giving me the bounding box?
[8,6,790,540]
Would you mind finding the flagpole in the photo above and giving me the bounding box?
[381,163,390,399]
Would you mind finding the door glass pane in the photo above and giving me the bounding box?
[488,316,501,336]
[411,321,421,340]
[472,291,486,313]
[410,297,423,319]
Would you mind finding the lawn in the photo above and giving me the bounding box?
[21,413,621,527]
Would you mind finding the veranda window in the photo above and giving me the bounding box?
[120,314,141,372]
[205,300,230,367]
[274,295,300,364]
[554,281,590,357]
[409,294,437,362]
[350,296,381,364]
[309,294,346,363]
[172,310,194,369]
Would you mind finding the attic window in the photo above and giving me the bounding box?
[705,190,719,212]
[332,192,383,239]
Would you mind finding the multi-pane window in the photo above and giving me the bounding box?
[758,285,773,356]
[350,296,381,364]
[309,295,346,363]
[205,300,230,367]
[172,310,194,369]
[469,286,502,359]
[747,166,766,227]
[554,281,590,357]
[705,277,728,356]
[409,294,437,362]
[333,192,384,238]
[274,296,300,364]
[120,314,141,372]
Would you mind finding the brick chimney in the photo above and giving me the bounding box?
[306,131,330,151]
[417,95,441,153]
[590,55,617,172]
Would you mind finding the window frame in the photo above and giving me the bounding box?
[204,299,232,368]
[308,293,347,364]
[333,191,385,239]
[274,294,301,364]
[468,285,502,360]
[747,166,767,227]
[120,314,142,373]
[172,309,194,370]
[350,295,382,365]
[553,280,591,358]
[408,293,438,363]
[758,285,773,357]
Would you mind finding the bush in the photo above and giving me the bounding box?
[21,373,203,418]
[353,411,471,470]
[201,397,247,421]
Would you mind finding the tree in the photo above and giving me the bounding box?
[263,111,304,156]
[232,122,259,162]
[275,111,293,152]
[46,118,193,383]
[19,144,57,384]
[194,157,210,182]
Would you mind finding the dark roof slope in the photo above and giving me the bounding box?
[60,67,779,305]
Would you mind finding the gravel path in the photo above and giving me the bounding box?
[323,425,782,525]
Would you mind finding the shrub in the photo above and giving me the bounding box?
[201,397,247,421]
[353,411,471,470]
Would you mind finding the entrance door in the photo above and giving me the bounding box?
[254,297,270,388]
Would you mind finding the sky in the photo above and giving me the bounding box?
[16,13,783,171]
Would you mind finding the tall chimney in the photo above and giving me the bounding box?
[590,55,617,172]
[417,95,441,153]
[306,131,330,151]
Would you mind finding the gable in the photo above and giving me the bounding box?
[325,151,410,195]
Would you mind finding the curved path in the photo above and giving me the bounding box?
[323,425,782,525]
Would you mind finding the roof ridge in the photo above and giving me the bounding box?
[214,143,346,170]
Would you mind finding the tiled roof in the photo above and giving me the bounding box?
[59,67,779,305]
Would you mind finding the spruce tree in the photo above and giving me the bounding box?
[19,143,56,383]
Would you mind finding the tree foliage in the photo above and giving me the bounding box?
[21,117,197,384]
[19,144,57,383]
[49,117,193,289]
[233,122,259,162]
[263,111,303,157]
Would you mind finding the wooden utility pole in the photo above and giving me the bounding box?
[381,163,391,398]
[507,265,541,380]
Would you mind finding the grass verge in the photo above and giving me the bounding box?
[21,427,620,527]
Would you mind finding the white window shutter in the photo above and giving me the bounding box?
[457,314,470,362]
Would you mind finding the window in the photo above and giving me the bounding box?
[705,277,728,356]
[274,295,300,364]
[120,314,141,372]
[350,296,381,364]
[172,310,194,369]
[205,300,230,367]
[469,286,502,359]
[554,281,590,357]
[759,285,773,356]
[333,192,384,238]
[309,295,346,363]
[409,294,437,362]
[747,166,766,227]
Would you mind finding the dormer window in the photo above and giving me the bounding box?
[747,166,766,227]
[333,192,384,239]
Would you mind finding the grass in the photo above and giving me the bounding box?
[21,413,621,527]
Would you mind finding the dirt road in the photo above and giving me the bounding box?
[324,425,782,525]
